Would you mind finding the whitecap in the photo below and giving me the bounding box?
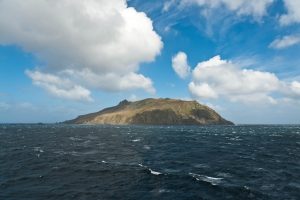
[69,137,83,141]
[132,139,141,142]
[69,151,81,156]
[193,163,209,168]
[244,186,250,190]
[143,145,151,150]
[216,172,232,178]
[138,164,162,176]
[33,147,44,153]
[157,189,171,193]
[138,163,146,167]
[149,169,162,175]
[189,173,223,185]
[82,150,98,155]
[85,135,98,140]
[101,160,107,164]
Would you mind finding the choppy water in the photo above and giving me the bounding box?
[0,124,299,200]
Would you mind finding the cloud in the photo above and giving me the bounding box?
[163,0,176,12]
[180,0,274,18]
[189,82,218,99]
[269,35,300,49]
[0,0,163,101]
[280,0,300,25]
[188,55,300,104]
[128,94,140,101]
[286,81,300,98]
[18,102,37,110]
[172,52,191,79]
[26,70,93,102]
[62,69,155,94]
[0,102,10,110]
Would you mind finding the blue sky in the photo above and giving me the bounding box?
[1,0,300,124]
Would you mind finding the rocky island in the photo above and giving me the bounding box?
[65,98,234,125]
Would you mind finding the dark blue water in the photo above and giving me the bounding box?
[0,124,299,200]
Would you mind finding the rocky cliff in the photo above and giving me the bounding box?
[65,98,234,125]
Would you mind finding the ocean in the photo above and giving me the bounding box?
[0,124,299,200]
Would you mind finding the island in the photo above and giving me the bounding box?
[65,98,234,125]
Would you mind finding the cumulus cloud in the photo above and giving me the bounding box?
[188,55,300,104]
[269,35,300,49]
[280,0,300,25]
[0,0,163,101]
[62,69,155,94]
[172,52,191,79]
[26,70,93,102]
[189,82,218,98]
[286,81,300,97]
[180,0,274,18]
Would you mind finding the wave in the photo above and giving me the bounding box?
[143,145,151,150]
[33,147,44,153]
[132,139,141,142]
[138,163,163,176]
[149,169,162,175]
[189,173,223,186]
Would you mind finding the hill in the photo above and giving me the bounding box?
[65,98,234,125]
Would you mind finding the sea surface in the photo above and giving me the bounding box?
[0,124,299,200]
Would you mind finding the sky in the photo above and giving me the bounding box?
[1,0,300,124]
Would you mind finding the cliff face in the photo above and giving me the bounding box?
[65,98,234,125]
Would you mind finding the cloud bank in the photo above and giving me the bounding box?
[0,0,163,101]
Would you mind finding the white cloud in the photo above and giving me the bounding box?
[287,81,300,97]
[172,52,191,79]
[163,0,176,12]
[180,0,274,18]
[128,94,139,101]
[62,69,155,94]
[0,102,10,110]
[189,55,285,104]
[229,94,278,105]
[26,70,93,102]
[0,0,163,101]
[189,82,218,98]
[280,0,300,25]
[269,35,300,49]
[204,102,223,111]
